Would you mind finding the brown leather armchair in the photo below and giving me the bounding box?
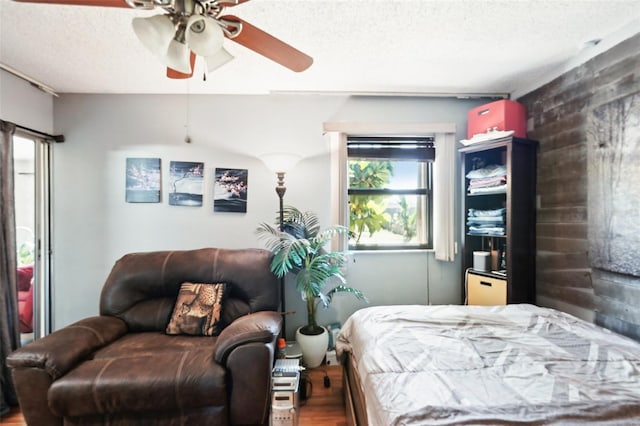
[7,248,282,426]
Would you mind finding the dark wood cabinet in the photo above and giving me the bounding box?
[460,137,537,304]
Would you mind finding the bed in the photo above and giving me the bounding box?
[335,304,640,425]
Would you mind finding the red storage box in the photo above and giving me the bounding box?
[467,100,527,139]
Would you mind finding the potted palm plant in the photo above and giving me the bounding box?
[256,206,367,367]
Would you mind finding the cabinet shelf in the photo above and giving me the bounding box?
[466,189,507,196]
[460,137,537,305]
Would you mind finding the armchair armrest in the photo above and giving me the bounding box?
[7,316,127,380]
[214,311,282,364]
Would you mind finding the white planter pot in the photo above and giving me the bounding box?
[295,326,329,368]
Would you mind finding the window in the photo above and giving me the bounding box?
[347,137,434,250]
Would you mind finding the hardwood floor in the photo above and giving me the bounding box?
[299,365,347,426]
[2,407,24,426]
[1,365,346,426]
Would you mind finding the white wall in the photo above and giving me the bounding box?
[0,69,52,251]
[0,70,53,132]
[52,93,487,337]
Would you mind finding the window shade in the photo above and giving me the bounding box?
[347,137,435,161]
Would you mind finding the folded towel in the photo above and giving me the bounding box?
[466,164,507,179]
[468,208,506,217]
[467,219,505,226]
[468,176,507,188]
[468,226,505,236]
[468,184,507,194]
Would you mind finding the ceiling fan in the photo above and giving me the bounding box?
[13,0,313,79]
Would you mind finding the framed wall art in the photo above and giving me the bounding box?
[214,168,248,213]
[169,161,204,207]
[588,92,640,276]
[125,157,161,203]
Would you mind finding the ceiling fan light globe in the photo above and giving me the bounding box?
[132,15,174,58]
[186,16,225,57]
[165,40,192,74]
[205,47,234,72]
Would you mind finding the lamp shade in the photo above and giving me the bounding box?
[205,47,234,72]
[186,15,225,57]
[165,39,192,74]
[261,153,301,173]
[132,15,175,59]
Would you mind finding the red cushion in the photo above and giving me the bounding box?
[19,282,34,333]
[17,265,34,291]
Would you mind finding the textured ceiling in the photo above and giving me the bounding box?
[1,0,639,96]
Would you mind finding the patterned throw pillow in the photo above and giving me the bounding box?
[166,282,226,336]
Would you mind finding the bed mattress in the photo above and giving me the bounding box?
[336,304,640,425]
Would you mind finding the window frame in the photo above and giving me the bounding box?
[325,121,457,255]
[347,136,434,250]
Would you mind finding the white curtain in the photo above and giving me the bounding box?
[433,132,457,261]
[326,131,348,252]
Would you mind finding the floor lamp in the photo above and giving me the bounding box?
[262,154,300,340]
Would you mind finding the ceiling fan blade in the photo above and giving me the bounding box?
[221,15,312,72]
[167,52,196,79]
[13,0,132,7]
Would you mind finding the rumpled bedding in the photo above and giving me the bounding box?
[336,304,640,425]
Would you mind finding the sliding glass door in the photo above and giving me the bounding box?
[13,134,51,341]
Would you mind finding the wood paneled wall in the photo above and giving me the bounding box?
[518,33,640,340]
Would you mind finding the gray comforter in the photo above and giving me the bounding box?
[336,304,640,425]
